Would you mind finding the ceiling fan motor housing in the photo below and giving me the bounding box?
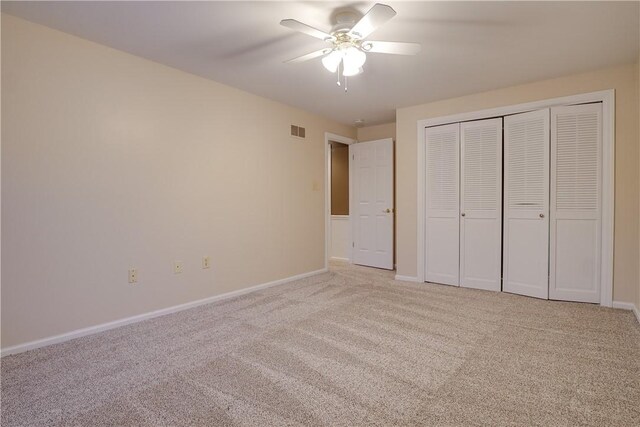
[331,10,360,35]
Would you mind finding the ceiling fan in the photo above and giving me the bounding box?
[280,3,420,88]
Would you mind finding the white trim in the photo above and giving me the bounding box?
[600,92,615,307]
[325,132,356,270]
[416,90,615,307]
[1,268,328,357]
[612,301,640,324]
[417,120,426,283]
[330,257,350,262]
[395,275,419,282]
[417,90,612,128]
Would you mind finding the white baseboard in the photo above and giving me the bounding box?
[612,301,640,324]
[395,275,419,282]
[329,257,350,262]
[1,268,328,357]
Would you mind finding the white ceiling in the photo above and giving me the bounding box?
[3,1,639,126]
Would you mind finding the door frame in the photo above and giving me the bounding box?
[415,89,615,307]
[325,132,356,270]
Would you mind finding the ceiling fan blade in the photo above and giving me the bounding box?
[363,41,421,55]
[284,48,332,64]
[348,3,397,39]
[280,19,334,41]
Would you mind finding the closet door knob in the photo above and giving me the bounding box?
[539,213,545,218]
[461,213,466,217]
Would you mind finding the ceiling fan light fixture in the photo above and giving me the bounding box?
[322,49,342,73]
[281,3,418,86]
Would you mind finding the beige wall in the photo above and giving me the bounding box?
[357,122,396,142]
[397,64,639,304]
[1,15,355,349]
[330,143,349,215]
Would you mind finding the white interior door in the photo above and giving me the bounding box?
[459,118,502,291]
[350,138,394,270]
[425,124,460,286]
[550,104,602,303]
[503,109,550,299]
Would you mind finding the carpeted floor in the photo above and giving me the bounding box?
[2,261,639,426]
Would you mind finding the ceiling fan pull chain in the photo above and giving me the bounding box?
[337,61,347,93]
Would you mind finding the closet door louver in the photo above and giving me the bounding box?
[425,123,460,286]
[459,118,502,291]
[503,109,550,299]
[550,104,602,303]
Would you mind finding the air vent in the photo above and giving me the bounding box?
[290,125,306,138]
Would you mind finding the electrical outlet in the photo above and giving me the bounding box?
[174,261,184,274]
[202,256,211,269]
[128,268,138,284]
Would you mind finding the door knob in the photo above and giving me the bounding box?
[384,208,392,213]
[539,213,545,218]
[461,213,466,217]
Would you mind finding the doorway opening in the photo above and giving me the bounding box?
[329,141,351,262]
[324,133,355,269]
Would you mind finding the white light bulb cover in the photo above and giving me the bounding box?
[322,50,342,73]
[343,66,363,77]
[343,47,366,70]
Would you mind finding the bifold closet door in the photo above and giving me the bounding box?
[550,104,602,303]
[459,118,502,291]
[425,123,460,286]
[503,109,550,299]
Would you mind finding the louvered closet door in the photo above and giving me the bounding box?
[425,123,460,286]
[503,109,550,299]
[550,104,602,303]
[460,118,502,291]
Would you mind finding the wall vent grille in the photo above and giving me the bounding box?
[291,125,306,138]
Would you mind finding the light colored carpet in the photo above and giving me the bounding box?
[2,261,639,426]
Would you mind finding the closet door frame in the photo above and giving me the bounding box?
[415,90,614,307]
